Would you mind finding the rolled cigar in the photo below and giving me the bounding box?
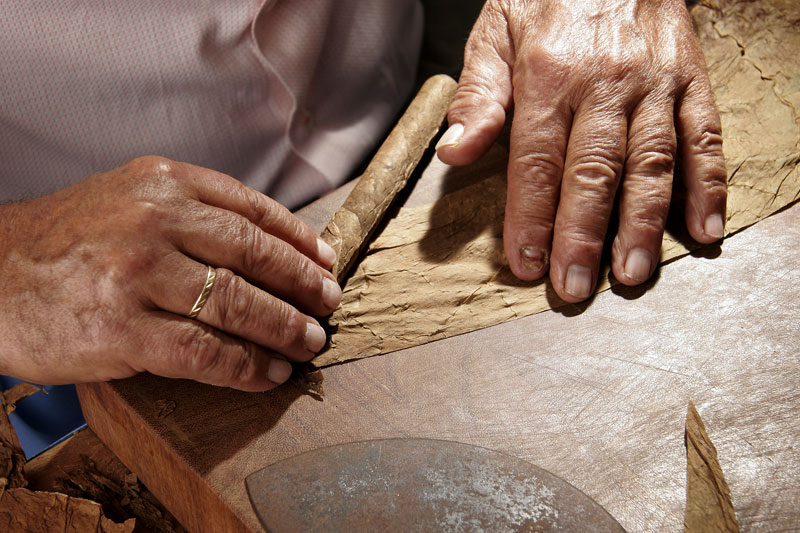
[321,74,458,283]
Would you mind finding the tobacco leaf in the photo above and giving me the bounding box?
[1,383,42,416]
[0,383,42,495]
[0,487,135,533]
[312,0,800,367]
[50,455,181,533]
[684,402,739,532]
[290,365,325,400]
[0,388,152,532]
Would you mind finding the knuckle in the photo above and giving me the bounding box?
[128,198,172,233]
[691,128,724,158]
[452,77,501,111]
[523,48,572,77]
[510,151,564,180]
[239,222,267,274]
[270,239,320,297]
[628,148,676,176]
[698,171,728,197]
[255,200,313,248]
[259,195,290,228]
[687,128,727,194]
[119,156,187,202]
[284,213,310,243]
[292,255,319,295]
[129,155,175,177]
[174,324,222,372]
[571,153,622,189]
[242,186,270,225]
[213,270,254,331]
[517,49,576,91]
[511,208,555,235]
[271,304,305,352]
[227,345,258,385]
[561,225,606,255]
[602,55,640,84]
[626,201,670,233]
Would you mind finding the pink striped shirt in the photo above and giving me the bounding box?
[0,1,423,209]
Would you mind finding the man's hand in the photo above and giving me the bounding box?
[436,0,727,302]
[0,157,341,391]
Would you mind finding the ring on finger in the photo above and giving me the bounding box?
[187,265,217,319]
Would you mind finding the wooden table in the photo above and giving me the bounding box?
[77,150,800,532]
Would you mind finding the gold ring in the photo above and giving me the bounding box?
[187,266,216,319]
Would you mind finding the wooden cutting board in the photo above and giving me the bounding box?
[77,148,800,532]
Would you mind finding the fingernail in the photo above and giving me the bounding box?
[704,214,724,240]
[317,238,337,268]
[623,248,652,282]
[322,277,342,310]
[435,123,464,150]
[267,358,292,384]
[564,264,593,300]
[520,245,548,274]
[304,322,327,353]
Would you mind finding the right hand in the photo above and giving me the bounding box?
[437,0,727,302]
[0,156,341,391]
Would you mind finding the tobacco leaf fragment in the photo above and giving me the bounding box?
[684,402,739,533]
[154,400,176,420]
[0,383,42,494]
[0,487,135,533]
[1,383,42,415]
[51,455,183,533]
[290,365,325,400]
[0,389,167,532]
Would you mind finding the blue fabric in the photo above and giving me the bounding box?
[0,377,86,459]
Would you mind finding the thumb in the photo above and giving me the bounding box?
[436,3,513,166]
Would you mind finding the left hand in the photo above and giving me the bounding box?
[436,0,727,302]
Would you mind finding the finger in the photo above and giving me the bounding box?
[139,313,292,392]
[170,205,341,316]
[611,94,677,285]
[436,2,513,166]
[676,76,727,243]
[148,261,326,362]
[551,102,627,302]
[504,96,572,281]
[172,160,337,269]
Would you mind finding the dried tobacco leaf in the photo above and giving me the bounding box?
[0,387,145,532]
[0,383,41,494]
[684,402,739,532]
[0,487,135,533]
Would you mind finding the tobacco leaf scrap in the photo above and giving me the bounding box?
[154,400,176,420]
[2,383,42,415]
[684,402,739,533]
[290,365,325,399]
[312,0,800,367]
[0,386,148,532]
[49,455,182,533]
[0,383,41,495]
[0,488,135,533]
